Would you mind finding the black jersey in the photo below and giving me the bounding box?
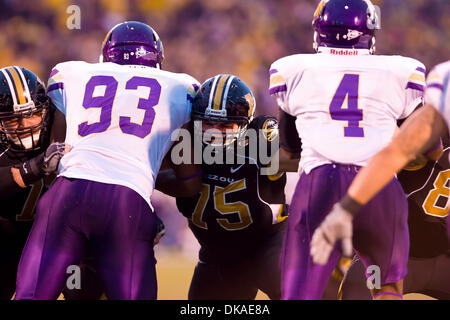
[176,116,287,260]
[397,143,449,259]
[0,146,52,221]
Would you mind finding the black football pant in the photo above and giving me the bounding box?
[188,230,284,300]
[0,218,31,299]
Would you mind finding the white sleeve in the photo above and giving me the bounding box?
[400,64,426,119]
[269,64,289,114]
[47,64,67,116]
[425,63,450,125]
[183,75,200,125]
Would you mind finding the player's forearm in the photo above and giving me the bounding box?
[347,105,444,207]
[347,144,410,205]
[424,138,443,161]
[11,167,26,188]
[155,169,202,197]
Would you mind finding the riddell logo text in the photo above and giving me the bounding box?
[330,49,359,56]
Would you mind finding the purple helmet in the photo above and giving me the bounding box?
[312,0,380,54]
[101,21,164,68]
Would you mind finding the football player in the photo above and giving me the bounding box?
[0,66,69,299]
[270,0,427,299]
[162,75,288,299]
[14,21,201,300]
[312,60,450,299]
[340,133,450,300]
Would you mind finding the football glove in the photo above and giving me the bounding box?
[17,142,69,185]
[310,202,353,265]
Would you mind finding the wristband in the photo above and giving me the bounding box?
[16,153,44,186]
[340,194,363,216]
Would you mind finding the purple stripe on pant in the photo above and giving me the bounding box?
[281,164,409,300]
[15,177,158,300]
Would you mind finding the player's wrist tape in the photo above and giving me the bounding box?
[16,153,45,186]
[176,169,203,181]
[340,194,363,216]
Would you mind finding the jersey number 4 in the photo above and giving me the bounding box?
[78,75,161,138]
[330,73,364,138]
[191,180,253,231]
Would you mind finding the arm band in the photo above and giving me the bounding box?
[15,153,44,186]
[340,193,363,216]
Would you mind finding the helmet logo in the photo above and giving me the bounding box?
[244,93,255,118]
[136,47,147,58]
[345,30,363,40]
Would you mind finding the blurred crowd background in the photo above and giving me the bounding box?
[1,0,449,251]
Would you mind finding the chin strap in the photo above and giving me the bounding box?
[372,292,404,300]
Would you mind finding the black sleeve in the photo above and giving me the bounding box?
[49,102,66,143]
[0,165,23,200]
[278,108,301,153]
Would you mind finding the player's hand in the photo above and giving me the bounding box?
[42,142,71,174]
[310,203,353,265]
[18,142,70,185]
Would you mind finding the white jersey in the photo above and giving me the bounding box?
[426,60,450,125]
[47,61,199,210]
[270,47,425,174]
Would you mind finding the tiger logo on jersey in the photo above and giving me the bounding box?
[262,118,279,142]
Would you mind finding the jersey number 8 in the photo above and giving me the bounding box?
[422,169,450,218]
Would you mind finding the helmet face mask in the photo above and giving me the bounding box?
[101,21,164,68]
[1,109,48,151]
[0,66,50,152]
[192,75,255,149]
[312,0,380,54]
[193,115,246,148]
